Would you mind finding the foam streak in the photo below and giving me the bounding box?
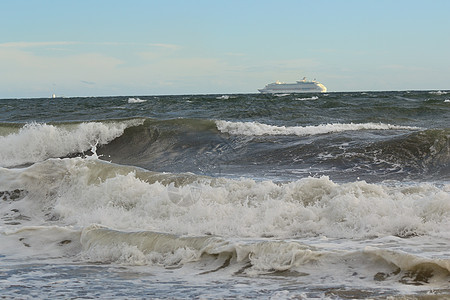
[216,120,420,136]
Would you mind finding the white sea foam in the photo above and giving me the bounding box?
[215,120,420,136]
[295,96,319,101]
[1,157,449,295]
[79,225,324,270]
[0,119,144,167]
[2,158,448,240]
[128,97,146,103]
[429,91,448,95]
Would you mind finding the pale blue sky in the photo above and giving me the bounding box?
[1,0,449,97]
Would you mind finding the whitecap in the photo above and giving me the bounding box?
[0,119,144,167]
[295,96,319,101]
[216,95,230,100]
[215,120,420,136]
[429,91,448,95]
[3,160,447,240]
[128,97,147,103]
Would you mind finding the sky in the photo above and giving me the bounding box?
[1,0,449,98]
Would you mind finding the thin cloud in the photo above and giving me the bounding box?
[379,64,427,72]
[148,43,180,50]
[0,41,180,50]
[81,80,96,85]
[0,41,79,48]
[224,52,246,57]
[86,42,180,49]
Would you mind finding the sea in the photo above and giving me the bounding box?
[0,91,449,299]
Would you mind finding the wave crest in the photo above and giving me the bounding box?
[215,120,419,136]
[128,97,146,103]
[79,226,450,282]
[0,119,144,167]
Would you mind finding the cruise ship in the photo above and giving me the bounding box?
[258,77,327,93]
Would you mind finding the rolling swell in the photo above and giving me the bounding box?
[97,118,229,175]
[97,118,448,181]
[79,226,450,285]
[370,128,450,179]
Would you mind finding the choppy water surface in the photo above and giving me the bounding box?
[0,91,449,298]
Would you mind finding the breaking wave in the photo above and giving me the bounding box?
[429,91,448,95]
[128,97,146,103]
[215,120,420,136]
[1,118,447,180]
[0,119,144,167]
[0,157,449,282]
[1,158,449,240]
[295,96,319,101]
[1,91,450,297]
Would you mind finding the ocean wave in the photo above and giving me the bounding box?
[88,118,446,180]
[4,224,448,286]
[216,95,230,100]
[79,225,329,270]
[295,96,319,101]
[79,226,450,281]
[215,120,420,136]
[1,117,443,180]
[429,91,448,95]
[0,119,144,167]
[2,92,450,297]
[127,97,146,103]
[1,158,448,240]
[370,128,450,172]
[1,157,449,288]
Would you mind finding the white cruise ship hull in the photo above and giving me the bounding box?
[259,78,327,94]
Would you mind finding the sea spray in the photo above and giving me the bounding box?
[0,119,144,167]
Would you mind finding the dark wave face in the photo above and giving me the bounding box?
[94,118,449,182]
